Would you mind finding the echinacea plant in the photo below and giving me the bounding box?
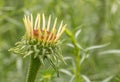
[9,13,67,82]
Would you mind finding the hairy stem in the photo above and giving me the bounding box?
[26,55,41,82]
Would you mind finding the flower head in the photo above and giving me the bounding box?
[23,14,66,44]
[9,13,67,76]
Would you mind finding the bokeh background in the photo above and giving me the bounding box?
[0,0,120,82]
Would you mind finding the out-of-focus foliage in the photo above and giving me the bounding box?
[0,0,120,82]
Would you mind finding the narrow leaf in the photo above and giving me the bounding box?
[86,43,110,51]
[75,29,81,39]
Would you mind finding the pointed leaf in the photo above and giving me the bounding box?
[59,69,72,76]
[75,29,81,39]
[82,75,91,82]
[86,43,110,51]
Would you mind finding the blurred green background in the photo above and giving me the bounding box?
[0,0,120,82]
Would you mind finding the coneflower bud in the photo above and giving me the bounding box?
[9,13,67,81]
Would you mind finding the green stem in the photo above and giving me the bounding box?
[65,29,82,82]
[75,56,82,82]
[26,55,41,82]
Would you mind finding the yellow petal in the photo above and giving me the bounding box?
[56,20,63,36]
[55,24,66,41]
[37,14,41,30]
[30,14,33,30]
[52,17,57,32]
[27,16,33,39]
[23,16,30,38]
[47,15,51,31]
[34,14,39,30]
[42,13,45,30]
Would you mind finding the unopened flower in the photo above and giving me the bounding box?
[9,13,67,75]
